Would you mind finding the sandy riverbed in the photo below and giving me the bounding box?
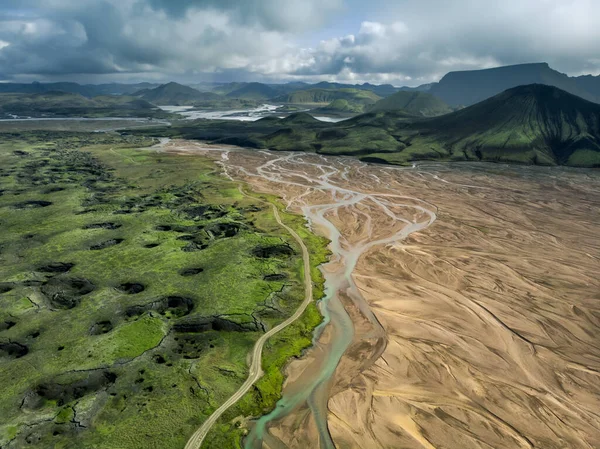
[164,140,600,449]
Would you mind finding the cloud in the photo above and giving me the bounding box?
[287,0,600,84]
[0,0,599,84]
[0,0,300,81]
[145,0,343,32]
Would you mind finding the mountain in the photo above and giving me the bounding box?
[135,82,222,105]
[87,82,161,96]
[304,81,397,97]
[225,82,279,100]
[574,74,600,99]
[209,82,249,95]
[359,83,398,97]
[312,99,366,114]
[154,84,600,167]
[273,88,381,108]
[397,83,434,92]
[369,91,453,117]
[0,91,172,119]
[412,84,600,165]
[0,82,159,97]
[279,112,323,125]
[283,81,310,90]
[429,63,599,106]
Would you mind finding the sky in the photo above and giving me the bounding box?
[0,0,599,86]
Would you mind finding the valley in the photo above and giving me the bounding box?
[3,2,600,448]
[134,85,600,169]
[1,124,599,449]
[158,141,600,449]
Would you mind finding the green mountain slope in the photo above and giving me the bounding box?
[225,83,279,100]
[312,99,366,114]
[413,84,600,165]
[210,82,249,95]
[358,83,398,97]
[0,82,160,97]
[0,92,172,119]
[309,81,397,97]
[274,88,381,108]
[430,63,599,106]
[136,82,222,105]
[369,91,453,117]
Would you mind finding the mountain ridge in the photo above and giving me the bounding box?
[2,63,599,110]
[143,84,600,167]
[369,91,453,117]
[430,62,599,106]
[134,82,222,105]
[413,83,600,165]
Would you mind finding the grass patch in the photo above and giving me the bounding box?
[0,130,329,449]
[201,194,330,449]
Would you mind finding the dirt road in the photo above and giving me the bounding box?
[184,198,314,449]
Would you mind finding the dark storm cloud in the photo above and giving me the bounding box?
[0,0,342,81]
[0,0,598,84]
[144,0,342,31]
[0,0,174,77]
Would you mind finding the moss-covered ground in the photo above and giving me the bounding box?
[0,131,328,449]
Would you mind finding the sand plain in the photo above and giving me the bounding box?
[164,141,600,449]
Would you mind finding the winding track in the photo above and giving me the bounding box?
[184,195,314,449]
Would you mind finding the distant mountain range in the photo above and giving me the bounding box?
[1,64,599,112]
[0,82,159,98]
[225,82,280,101]
[274,88,381,108]
[133,82,222,105]
[429,63,600,106]
[0,91,173,119]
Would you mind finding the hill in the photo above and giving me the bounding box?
[226,82,279,100]
[312,99,366,114]
[209,82,249,95]
[279,112,323,125]
[0,82,159,97]
[429,63,599,106]
[309,81,397,97]
[135,82,222,105]
[369,91,453,117]
[0,91,173,119]
[411,84,600,165]
[273,88,381,109]
[358,83,398,97]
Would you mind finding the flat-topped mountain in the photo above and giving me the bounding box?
[429,63,600,107]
